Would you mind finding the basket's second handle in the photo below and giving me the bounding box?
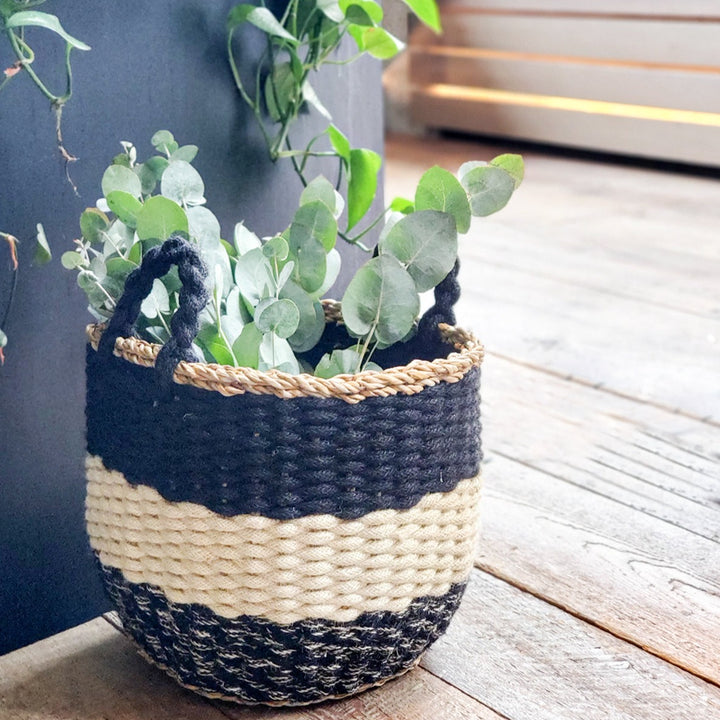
[416,259,461,344]
[98,235,210,386]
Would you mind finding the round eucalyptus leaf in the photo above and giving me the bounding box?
[161,160,206,206]
[225,287,253,324]
[61,251,86,270]
[415,166,471,234]
[105,257,136,282]
[106,191,143,229]
[315,347,364,378]
[281,279,326,352]
[300,176,343,219]
[461,165,517,217]
[102,165,142,199]
[378,211,403,244]
[310,247,341,300]
[342,254,419,345]
[136,196,188,243]
[276,260,295,293]
[234,248,275,306]
[145,156,169,181]
[90,256,107,282]
[171,145,199,163]
[258,333,300,374]
[234,222,262,255]
[80,208,110,245]
[379,209,458,292]
[490,153,524,189]
[151,130,176,154]
[458,161,485,180]
[140,278,170,319]
[232,322,263,369]
[135,164,158,196]
[112,153,131,168]
[255,298,300,339]
[290,200,337,253]
[262,235,289,261]
[197,325,236,366]
[33,224,51,266]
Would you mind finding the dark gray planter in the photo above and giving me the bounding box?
[0,0,383,654]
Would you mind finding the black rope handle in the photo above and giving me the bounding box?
[417,259,461,344]
[98,235,210,386]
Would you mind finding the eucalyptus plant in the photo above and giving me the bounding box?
[68,132,523,376]
[0,0,89,361]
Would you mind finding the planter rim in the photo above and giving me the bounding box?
[85,302,483,404]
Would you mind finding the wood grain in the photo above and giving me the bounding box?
[215,667,503,720]
[421,570,720,720]
[413,15,720,67]
[439,0,720,20]
[0,618,227,719]
[483,357,720,539]
[409,51,720,113]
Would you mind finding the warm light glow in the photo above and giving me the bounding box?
[422,84,720,127]
[411,45,720,75]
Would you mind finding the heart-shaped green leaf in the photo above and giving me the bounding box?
[347,148,381,231]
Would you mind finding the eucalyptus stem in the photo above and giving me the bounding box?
[227,32,273,151]
[343,207,391,246]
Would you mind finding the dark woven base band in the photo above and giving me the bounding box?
[99,562,467,706]
[86,349,481,520]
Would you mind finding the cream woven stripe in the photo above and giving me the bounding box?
[86,456,481,624]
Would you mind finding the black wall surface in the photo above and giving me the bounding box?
[0,0,383,654]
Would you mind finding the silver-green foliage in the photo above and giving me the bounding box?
[67,133,523,377]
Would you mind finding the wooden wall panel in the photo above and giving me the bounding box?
[408,2,720,166]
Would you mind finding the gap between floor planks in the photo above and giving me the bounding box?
[421,569,720,720]
[475,354,720,685]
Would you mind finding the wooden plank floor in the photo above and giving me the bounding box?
[1,134,719,719]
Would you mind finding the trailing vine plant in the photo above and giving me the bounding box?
[0,0,89,362]
[226,0,441,244]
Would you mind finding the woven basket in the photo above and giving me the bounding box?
[85,237,484,705]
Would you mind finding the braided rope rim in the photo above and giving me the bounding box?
[86,301,484,404]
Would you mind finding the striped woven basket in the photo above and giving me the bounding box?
[84,237,484,705]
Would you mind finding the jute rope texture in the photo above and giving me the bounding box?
[86,302,483,404]
[86,456,482,624]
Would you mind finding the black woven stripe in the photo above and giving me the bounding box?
[86,348,482,520]
[98,562,465,705]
